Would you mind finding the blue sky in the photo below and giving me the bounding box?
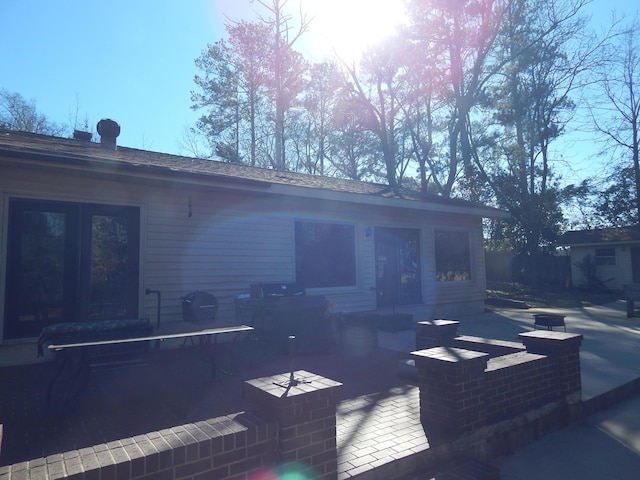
[2,0,229,153]
[1,0,637,181]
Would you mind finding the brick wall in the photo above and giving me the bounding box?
[452,335,526,358]
[412,347,489,438]
[415,320,460,350]
[245,370,343,479]
[1,412,275,479]
[412,323,583,436]
[485,351,557,421]
[0,371,342,480]
[1,326,584,480]
[519,331,583,403]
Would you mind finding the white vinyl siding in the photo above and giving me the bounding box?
[1,161,490,339]
[570,245,634,291]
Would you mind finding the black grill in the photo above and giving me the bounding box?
[182,291,219,325]
[250,281,306,298]
[248,282,329,351]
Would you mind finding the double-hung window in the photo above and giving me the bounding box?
[595,248,616,266]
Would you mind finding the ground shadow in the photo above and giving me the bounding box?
[0,339,413,466]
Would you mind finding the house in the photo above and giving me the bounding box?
[0,121,508,343]
[560,226,640,291]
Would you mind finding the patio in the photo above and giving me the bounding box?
[0,334,414,470]
[2,299,640,479]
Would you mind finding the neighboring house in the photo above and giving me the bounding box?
[560,226,640,291]
[0,122,508,342]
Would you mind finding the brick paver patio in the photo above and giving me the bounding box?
[0,340,416,475]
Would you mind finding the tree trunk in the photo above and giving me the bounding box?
[633,121,640,224]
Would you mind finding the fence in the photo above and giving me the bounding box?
[485,251,571,286]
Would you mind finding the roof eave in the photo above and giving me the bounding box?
[268,183,510,218]
[561,239,640,247]
[0,147,273,190]
[1,143,510,218]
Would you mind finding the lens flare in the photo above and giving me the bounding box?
[248,462,317,479]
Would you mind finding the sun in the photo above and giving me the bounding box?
[299,0,408,63]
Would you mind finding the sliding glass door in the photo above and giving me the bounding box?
[4,199,140,339]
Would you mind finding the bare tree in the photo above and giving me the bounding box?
[591,15,640,224]
[0,89,64,135]
[406,0,510,198]
[341,34,414,190]
[295,61,343,175]
[256,0,311,170]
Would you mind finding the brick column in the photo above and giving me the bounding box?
[519,331,583,403]
[415,320,460,350]
[411,347,489,439]
[245,370,343,480]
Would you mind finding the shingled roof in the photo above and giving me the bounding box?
[0,128,508,218]
[560,226,640,246]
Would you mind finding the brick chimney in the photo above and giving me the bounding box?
[96,119,120,150]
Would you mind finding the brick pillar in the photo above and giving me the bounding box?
[411,347,489,439]
[519,331,583,404]
[245,370,343,480]
[415,320,460,350]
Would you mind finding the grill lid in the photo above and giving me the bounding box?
[182,291,218,324]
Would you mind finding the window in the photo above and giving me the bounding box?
[435,230,471,282]
[595,248,616,266]
[295,221,356,288]
[4,199,140,339]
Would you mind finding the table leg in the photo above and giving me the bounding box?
[210,335,217,380]
[46,349,89,408]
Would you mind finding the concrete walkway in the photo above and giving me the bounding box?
[478,301,640,479]
[455,299,640,400]
[495,394,640,479]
